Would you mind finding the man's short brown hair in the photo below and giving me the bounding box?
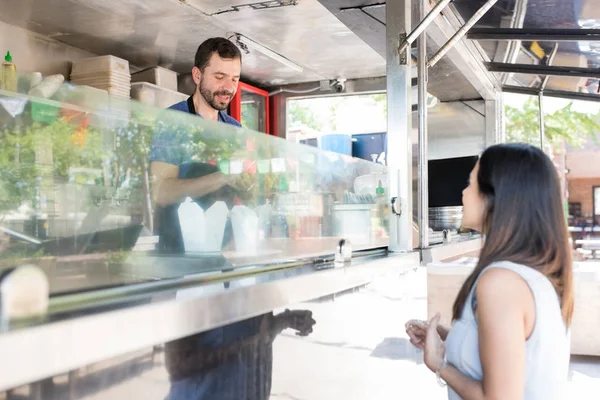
[194,37,242,72]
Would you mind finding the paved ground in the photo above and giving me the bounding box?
[75,267,600,400]
[270,267,600,400]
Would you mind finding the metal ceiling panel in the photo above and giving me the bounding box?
[211,0,386,84]
[0,0,386,86]
[316,0,495,101]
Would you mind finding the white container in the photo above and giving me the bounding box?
[71,76,131,86]
[130,82,187,109]
[331,203,372,242]
[230,205,259,254]
[71,70,130,80]
[28,74,65,99]
[71,55,130,76]
[177,198,228,253]
[178,198,206,253]
[131,66,178,91]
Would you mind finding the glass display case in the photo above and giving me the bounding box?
[0,79,390,296]
[0,78,416,399]
[0,77,421,400]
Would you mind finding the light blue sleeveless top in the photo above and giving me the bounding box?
[445,261,570,400]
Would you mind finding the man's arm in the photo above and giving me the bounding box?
[150,161,229,206]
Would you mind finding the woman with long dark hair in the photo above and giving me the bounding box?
[406,143,573,399]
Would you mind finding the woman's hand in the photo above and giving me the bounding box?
[405,319,429,350]
[424,313,446,372]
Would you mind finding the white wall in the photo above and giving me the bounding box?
[0,20,96,78]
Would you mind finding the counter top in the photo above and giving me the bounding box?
[0,250,419,391]
[421,235,483,264]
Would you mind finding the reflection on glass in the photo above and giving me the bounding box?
[0,74,389,296]
[595,186,600,226]
[240,89,266,133]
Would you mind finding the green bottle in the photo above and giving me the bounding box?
[1,51,17,92]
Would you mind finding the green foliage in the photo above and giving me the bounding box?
[505,97,600,148]
[287,101,323,132]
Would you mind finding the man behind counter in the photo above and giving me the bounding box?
[149,37,316,400]
[150,37,242,210]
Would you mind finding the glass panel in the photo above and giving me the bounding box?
[595,187,600,226]
[0,75,389,295]
[240,89,266,132]
[0,270,431,400]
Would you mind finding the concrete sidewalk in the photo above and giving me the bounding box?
[270,268,600,400]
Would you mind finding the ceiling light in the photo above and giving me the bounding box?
[234,33,304,73]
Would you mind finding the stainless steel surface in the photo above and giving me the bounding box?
[485,92,505,147]
[540,43,560,91]
[427,0,499,68]
[424,100,486,160]
[497,0,529,85]
[468,28,600,42]
[0,251,420,391]
[417,0,428,250]
[429,206,464,232]
[421,235,482,264]
[397,0,452,57]
[424,2,500,101]
[503,84,600,103]
[539,91,545,150]
[317,0,495,102]
[538,42,559,150]
[1,264,426,399]
[386,0,413,252]
[0,0,384,87]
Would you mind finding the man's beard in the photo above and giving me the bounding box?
[199,79,233,111]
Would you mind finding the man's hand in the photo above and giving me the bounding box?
[273,309,316,337]
[227,172,255,193]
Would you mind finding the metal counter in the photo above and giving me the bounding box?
[421,235,482,264]
[0,251,419,392]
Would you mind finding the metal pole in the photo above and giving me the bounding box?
[499,0,528,84]
[386,0,413,252]
[418,0,429,249]
[540,43,559,91]
[428,0,498,68]
[539,43,558,152]
[539,92,545,150]
[398,0,452,56]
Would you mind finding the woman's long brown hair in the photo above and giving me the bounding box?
[452,144,574,326]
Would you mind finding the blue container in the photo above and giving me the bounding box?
[319,134,352,156]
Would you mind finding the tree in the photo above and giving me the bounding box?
[505,97,600,148]
[287,101,323,132]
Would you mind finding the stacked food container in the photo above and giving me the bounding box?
[70,55,131,99]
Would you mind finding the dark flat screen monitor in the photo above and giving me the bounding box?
[428,155,479,207]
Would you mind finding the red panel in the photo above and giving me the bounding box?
[230,89,242,122]
[230,82,272,134]
[269,94,279,137]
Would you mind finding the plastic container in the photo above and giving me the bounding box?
[71,70,130,80]
[71,75,130,86]
[230,206,259,254]
[71,55,130,76]
[130,82,187,109]
[28,74,65,98]
[332,203,372,242]
[1,51,17,92]
[131,66,177,91]
[320,134,352,156]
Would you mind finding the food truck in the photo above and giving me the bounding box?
[0,0,599,398]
